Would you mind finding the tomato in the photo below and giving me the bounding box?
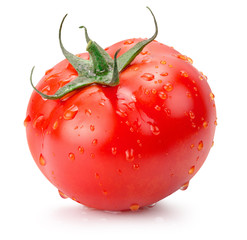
[25,8,216,211]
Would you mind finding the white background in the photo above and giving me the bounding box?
[1,0,246,239]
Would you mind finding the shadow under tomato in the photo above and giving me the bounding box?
[49,199,184,227]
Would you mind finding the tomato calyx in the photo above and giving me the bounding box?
[30,7,158,100]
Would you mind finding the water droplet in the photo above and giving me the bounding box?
[164,107,171,116]
[198,141,203,151]
[90,125,95,131]
[154,105,161,111]
[63,105,78,120]
[158,91,167,100]
[53,120,59,130]
[187,57,193,64]
[39,154,46,166]
[189,166,195,174]
[41,85,50,94]
[141,73,155,81]
[125,149,134,162]
[130,204,140,211]
[58,190,68,199]
[68,152,75,160]
[191,122,197,128]
[141,50,148,55]
[177,54,187,61]
[33,115,45,128]
[186,92,192,98]
[180,181,189,190]
[116,109,128,118]
[142,58,151,63]
[147,203,156,208]
[85,109,92,116]
[92,139,98,145]
[144,89,150,95]
[203,121,208,128]
[163,82,173,92]
[125,120,130,126]
[78,146,84,153]
[95,173,100,179]
[160,72,168,77]
[124,39,134,45]
[210,92,215,101]
[151,89,157,94]
[102,190,108,195]
[24,115,31,127]
[132,163,140,170]
[180,71,189,77]
[99,99,105,106]
[199,72,208,81]
[137,139,142,147]
[58,78,72,88]
[150,124,160,135]
[160,60,166,64]
[111,147,117,155]
[189,111,195,119]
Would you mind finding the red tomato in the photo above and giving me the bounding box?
[25,9,216,211]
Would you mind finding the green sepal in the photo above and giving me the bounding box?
[30,7,158,100]
[117,7,158,72]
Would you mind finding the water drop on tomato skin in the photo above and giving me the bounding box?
[33,115,45,129]
[58,190,68,199]
[180,70,189,78]
[125,149,135,162]
[111,147,117,155]
[198,141,204,151]
[158,91,167,100]
[150,124,160,136]
[180,181,190,191]
[78,146,84,154]
[41,85,51,95]
[132,163,140,170]
[210,92,215,101]
[163,82,173,92]
[188,166,195,174]
[141,73,155,81]
[92,139,98,145]
[68,152,75,161]
[39,154,46,166]
[53,120,59,130]
[85,109,92,116]
[160,72,168,77]
[63,105,78,120]
[24,115,31,127]
[130,204,140,211]
[203,121,208,128]
[124,39,134,45]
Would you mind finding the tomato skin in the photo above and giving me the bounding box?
[25,39,216,211]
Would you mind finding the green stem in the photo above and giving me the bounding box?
[30,7,158,100]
